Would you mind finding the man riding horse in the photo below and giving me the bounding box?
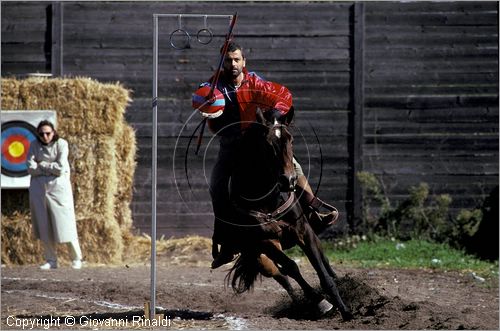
[195,42,339,269]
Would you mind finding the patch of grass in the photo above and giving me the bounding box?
[287,238,498,280]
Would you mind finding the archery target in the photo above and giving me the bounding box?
[1,121,37,177]
[1,110,57,188]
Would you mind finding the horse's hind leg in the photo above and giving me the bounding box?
[257,253,299,303]
[299,224,353,320]
[261,241,333,315]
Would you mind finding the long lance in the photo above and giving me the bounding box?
[195,12,238,155]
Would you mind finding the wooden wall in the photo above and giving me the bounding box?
[363,1,499,217]
[2,1,498,238]
[1,2,51,74]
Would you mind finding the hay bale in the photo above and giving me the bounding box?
[69,135,118,222]
[17,77,130,136]
[113,124,137,230]
[76,218,124,263]
[1,213,42,265]
[0,78,21,109]
[1,77,135,264]
[0,215,124,265]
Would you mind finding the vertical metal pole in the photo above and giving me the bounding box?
[151,14,158,319]
[149,13,232,319]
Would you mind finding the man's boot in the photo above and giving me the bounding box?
[211,242,236,269]
[296,186,339,232]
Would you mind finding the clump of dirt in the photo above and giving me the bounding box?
[266,294,325,320]
[337,273,390,317]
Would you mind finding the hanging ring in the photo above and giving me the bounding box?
[170,29,190,49]
[196,29,213,45]
[170,15,190,50]
[196,29,214,45]
[197,15,213,45]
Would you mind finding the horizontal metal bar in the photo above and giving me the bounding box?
[153,14,233,19]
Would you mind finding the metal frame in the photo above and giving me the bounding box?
[151,13,233,319]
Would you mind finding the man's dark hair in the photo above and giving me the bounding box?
[221,42,245,59]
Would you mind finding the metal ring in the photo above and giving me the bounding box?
[169,29,190,50]
[196,28,213,45]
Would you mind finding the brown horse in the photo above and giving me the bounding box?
[222,111,353,321]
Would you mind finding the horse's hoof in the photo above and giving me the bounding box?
[317,299,334,315]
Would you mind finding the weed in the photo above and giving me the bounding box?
[355,171,483,248]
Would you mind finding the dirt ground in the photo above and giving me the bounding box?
[1,247,498,330]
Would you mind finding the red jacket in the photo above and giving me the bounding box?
[205,68,293,133]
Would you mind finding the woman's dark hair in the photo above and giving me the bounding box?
[37,120,59,143]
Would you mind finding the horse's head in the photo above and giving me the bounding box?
[256,108,297,192]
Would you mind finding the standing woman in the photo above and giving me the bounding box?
[27,120,83,269]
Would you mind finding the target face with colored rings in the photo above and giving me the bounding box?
[1,121,37,177]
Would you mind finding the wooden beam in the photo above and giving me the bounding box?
[51,2,63,76]
[350,2,365,233]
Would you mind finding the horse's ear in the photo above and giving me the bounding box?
[255,108,266,125]
[283,106,295,126]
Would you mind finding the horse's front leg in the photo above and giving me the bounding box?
[298,223,353,321]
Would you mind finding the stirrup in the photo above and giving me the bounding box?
[317,207,339,225]
[305,193,339,225]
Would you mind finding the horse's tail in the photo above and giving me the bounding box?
[225,251,260,294]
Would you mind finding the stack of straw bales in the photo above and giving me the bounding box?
[1,77,136,264]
